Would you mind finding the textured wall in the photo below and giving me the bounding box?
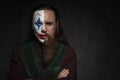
[0,0,118,80]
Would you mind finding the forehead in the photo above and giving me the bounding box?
[33,10,44,17]
[33,10,56,21]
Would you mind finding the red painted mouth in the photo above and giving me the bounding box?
[35,32,46,39]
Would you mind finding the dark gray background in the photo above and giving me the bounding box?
[0,0,119,80]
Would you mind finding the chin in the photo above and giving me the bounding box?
[37,38,44,43]
[38,37,49,44]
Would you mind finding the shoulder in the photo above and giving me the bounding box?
[67,46,76,56]
[62,46,77,68]
[64,46,77,60]
[11,41,35,58]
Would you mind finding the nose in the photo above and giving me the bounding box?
[41,24,47,33]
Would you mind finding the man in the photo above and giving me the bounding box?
[10,4,77,80]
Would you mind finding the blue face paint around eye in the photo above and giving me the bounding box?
[36,18,42,30]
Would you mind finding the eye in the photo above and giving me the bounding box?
[35,22,42,26]
[45,22,53,26]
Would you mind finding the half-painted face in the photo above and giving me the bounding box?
[33,10,58,44]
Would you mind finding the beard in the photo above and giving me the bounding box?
[44,32,56,46]
[42,33,57,66]
[35,31,58,66]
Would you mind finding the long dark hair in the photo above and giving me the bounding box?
[25,4,69,46]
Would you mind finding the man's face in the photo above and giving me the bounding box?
[33,10,58,44]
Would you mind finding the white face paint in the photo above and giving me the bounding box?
[33,10,45,43]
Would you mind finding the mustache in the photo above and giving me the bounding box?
[35,31,54,40]
[45,33,54,41]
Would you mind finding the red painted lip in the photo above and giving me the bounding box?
[35,32,46,39]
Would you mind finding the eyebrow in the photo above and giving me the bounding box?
[35,13,41,17]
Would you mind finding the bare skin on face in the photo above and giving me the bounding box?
[42,10,57,45]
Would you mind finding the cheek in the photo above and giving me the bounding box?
[33,25,42,32]
[33,25,37,30]
[47,26,56,36]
